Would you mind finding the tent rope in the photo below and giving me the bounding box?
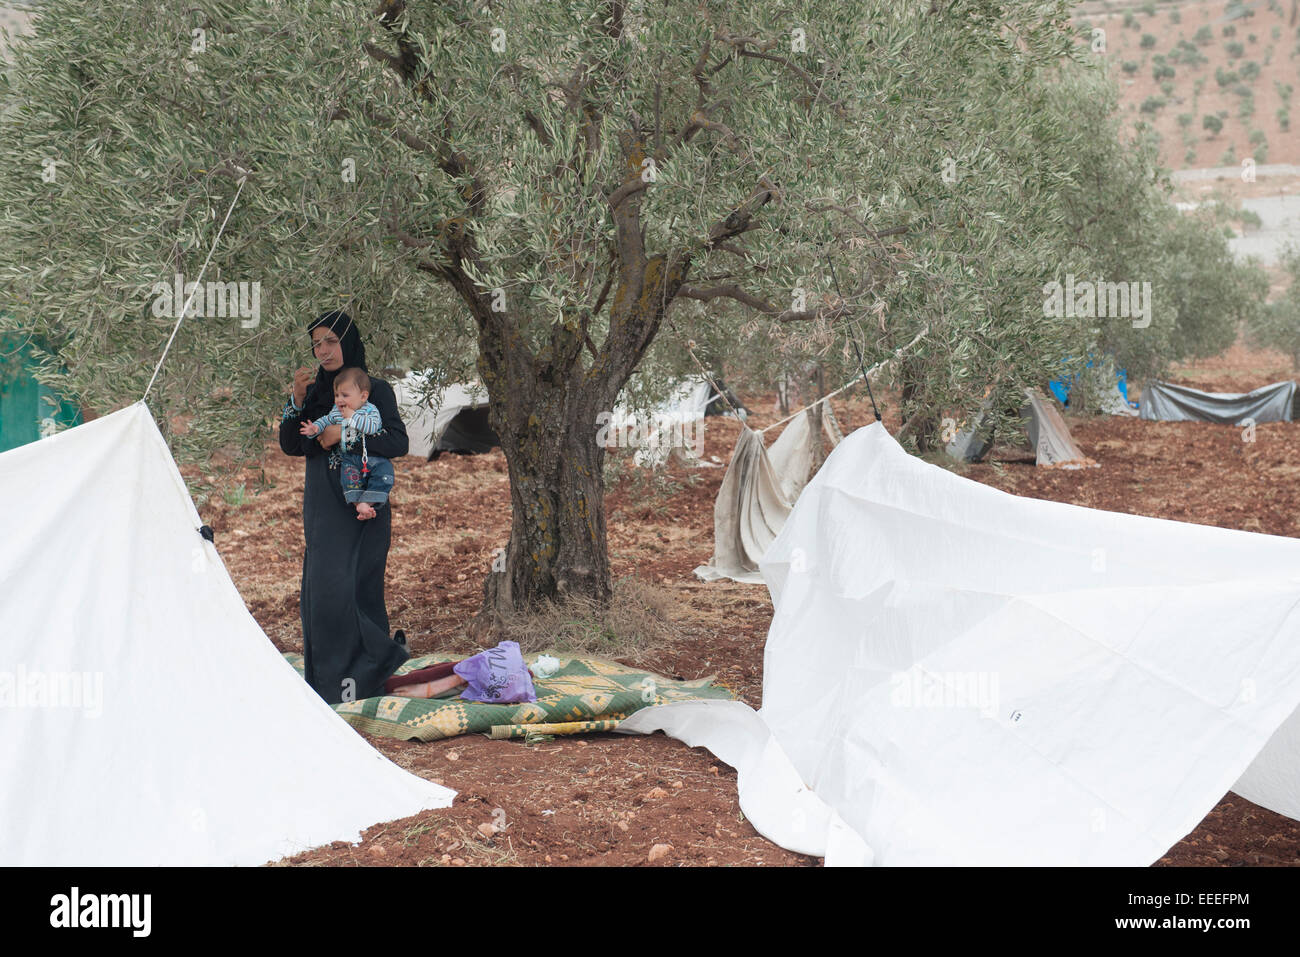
[758,324,930,435]
[142,175,248,402]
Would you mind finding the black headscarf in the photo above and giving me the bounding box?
[302,310,367,421]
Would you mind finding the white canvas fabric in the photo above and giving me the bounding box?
[694,405,843,584]
[0,403,454,865]
[629,421,1300,864]
[394,375,490,459]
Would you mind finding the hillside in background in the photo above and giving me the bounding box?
[1078,0,1299,169]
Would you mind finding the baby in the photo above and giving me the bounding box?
[299,367,395,520]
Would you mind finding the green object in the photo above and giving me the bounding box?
[0,332,81,453]
[283,651,736,742]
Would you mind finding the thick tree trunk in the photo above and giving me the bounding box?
[474,374,610,634]
[465,250,690,636]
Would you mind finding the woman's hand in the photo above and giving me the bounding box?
[291,367,315,407]
[317,423,342,448]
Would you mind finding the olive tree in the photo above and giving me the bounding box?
[2,0,1137,626]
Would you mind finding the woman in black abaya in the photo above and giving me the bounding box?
[279,310,409,704]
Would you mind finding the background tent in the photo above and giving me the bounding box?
[0,403,454,865]
[946,387,1097,469]
[694,404,844,583]
[429,402,499,459]
[1139,379,1296,424]
[606,375,747,468]
[0,330,82,453]
[393,375,499,460]
[628,421,1300,865]
[1049,355,1138,416]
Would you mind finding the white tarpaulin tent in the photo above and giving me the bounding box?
[627,421,1300,864]
[0,403,454,865]
[394,375,494,459]
[606,376,746,468]
[606,377,718,468]
[694,405,844,583]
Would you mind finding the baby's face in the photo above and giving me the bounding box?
[334,381,368,415]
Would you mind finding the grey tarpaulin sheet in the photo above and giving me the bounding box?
[1023,389,1098,469]
[1140,380,1296,424]
[947,389,1095,468]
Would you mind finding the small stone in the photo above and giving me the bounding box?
[708,765,719,775]
[671,781,684,790]
[646,786,669,800]
[648,843,673,863]
[440,854,451,864]
[545,855,553,863]
[477,823,498,839]
[369,844,387,857]
[451,857,466,866]
[445,750,460,762]
[617,822,629,832]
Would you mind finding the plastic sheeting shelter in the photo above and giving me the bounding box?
[1139,380,1296,425]
[694,405,844,583]
[1049,357,1138,416]
[627,421,1300,865]
[604,376,746,468]
[394,376,498,460]
[0,403,454,865]
[946,388,1097,469]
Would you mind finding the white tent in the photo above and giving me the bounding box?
[0,403,454,865]
[694,405,843,583]
[393,374,494,460]
[606,376,745,468]
[627,421,1300,864]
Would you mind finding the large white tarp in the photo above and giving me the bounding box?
[0,403,454,865]
[626,421,1300,864]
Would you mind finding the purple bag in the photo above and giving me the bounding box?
[453,640,537,704]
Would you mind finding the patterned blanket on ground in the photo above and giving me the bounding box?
[283,652,736,742]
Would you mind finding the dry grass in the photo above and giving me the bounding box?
[495,575,684,664]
